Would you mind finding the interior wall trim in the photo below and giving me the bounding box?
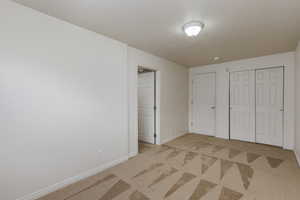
[16,156,129,200]
[295,151,300,167]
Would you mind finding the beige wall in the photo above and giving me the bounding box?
[128,47,189,156]
[0,1,189,199]
[295,41,300,160]
[0,1,129,200]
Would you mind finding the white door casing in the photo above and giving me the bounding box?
[191,73,216,136]
[138,72,155,144]
[230,70,255,142]
[255,67,284,147]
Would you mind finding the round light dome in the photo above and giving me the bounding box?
[183,21,205,37]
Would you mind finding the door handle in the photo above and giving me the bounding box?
[211,106,216,109]
[280,108,284,112]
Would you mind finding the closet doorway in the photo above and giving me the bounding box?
[229,70,255,143]
[229,67,284,147]
[191,72,216,136]
[255,67,284,146]
[138,67,158,145]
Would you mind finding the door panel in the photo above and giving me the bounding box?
[191,73,216,136]
[230,70,255,142]
[138,72,155,144]
[255,67,283,147]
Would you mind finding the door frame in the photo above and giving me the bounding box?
[189,72,217,136]
[137,66,161,145]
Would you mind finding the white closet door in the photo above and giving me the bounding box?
[191,73,216,136]
[255,67,284,147]
[230,70,255,142]
[138,72,155,144]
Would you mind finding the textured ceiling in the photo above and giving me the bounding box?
[13,0,300,67]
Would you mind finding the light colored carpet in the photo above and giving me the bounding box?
[38,133,300,200]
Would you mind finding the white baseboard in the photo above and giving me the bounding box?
[129,151,138,158]
[16,156,129,200]
[295,151,300,167]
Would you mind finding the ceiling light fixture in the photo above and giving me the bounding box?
[183,21,205,37]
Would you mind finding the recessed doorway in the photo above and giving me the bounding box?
[137,66,160,152]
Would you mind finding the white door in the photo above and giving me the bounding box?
[255,67,284,147]
[191,73,216,136]
[138,72,155,144]
[230,70,255,142]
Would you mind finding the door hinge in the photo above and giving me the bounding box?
[154,106,157,110]
[154,133,157,138]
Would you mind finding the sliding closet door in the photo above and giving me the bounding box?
[191,73,216,136]
[255,67,284,147]
[230,70,255,142]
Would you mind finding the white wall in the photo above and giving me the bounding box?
[128,47,188,156]
[0,1,128,200]
[295,42,300,161]
[190,52,295,150]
